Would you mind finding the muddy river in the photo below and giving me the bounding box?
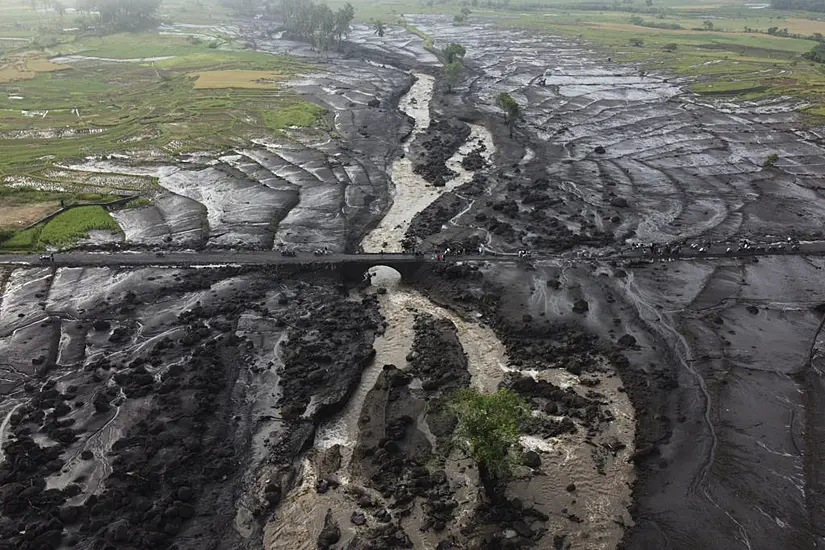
[267,66,635,550]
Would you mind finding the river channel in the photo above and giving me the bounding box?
[266,68,635,550]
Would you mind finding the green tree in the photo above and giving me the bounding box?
[374,19,385,37]
[314,3,336,51]
[450,388,530,501]
[442,42,466,64]
[495,91,521,138]
[764,153,779,168]
[334,3,355,48]
[81,0,161,30]
[444,60,463,92]
[703,19,714,30]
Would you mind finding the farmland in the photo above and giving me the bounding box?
[0,1,324,247]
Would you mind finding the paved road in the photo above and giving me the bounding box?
[1,240,825,268]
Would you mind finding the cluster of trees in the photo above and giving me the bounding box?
[453,5,472,23]
[804,42,825,63]
[26,0,67,16]
[771,0,825,11]
[442,42,466,92]
[77,0,161,30]
[279,0,354,50]
[628,15,683,30]
[744,25,825,42]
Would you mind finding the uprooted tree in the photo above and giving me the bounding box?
[449,387,530,501]
[495,91,521,138]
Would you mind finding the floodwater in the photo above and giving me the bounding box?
[360,73,495,253]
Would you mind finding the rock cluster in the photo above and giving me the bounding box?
[411,119,471,186]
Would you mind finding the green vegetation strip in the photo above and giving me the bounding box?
[262,101,328,132]
[2,206,122,251]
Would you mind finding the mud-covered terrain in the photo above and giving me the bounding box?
[3,11,825,550]
[0,265,383,550]
[401,15,825,549]
[65,49,418,252]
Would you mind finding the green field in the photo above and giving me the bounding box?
[2,205,122,251]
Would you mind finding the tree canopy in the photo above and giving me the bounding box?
[495,92,521,137]
[78,0,161,30]
[279,0,355,50]
[442,42,466,64]
[444,60,464,92]
[449,387,530,500]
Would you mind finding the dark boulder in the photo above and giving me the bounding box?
[523,451,541,468]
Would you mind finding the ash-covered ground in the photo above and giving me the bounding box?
[2,14,825,550]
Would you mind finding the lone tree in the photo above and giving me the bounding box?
[442,42,466,64]
[373,19,386,37]
[444,60,464,92]
[495,92,521,137]
[449,387,530,501]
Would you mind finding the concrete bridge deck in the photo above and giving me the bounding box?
[2,239,825,272]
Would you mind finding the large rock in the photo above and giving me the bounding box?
[523,451,541,468]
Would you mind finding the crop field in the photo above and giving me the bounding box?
[1,205,122,251]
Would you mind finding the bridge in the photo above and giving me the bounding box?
[2,239,825,282]
[0,251,485,282]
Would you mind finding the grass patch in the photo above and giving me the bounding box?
[61,33,208,60]
[405,23,435,48]
[2,226,42,250]
[691,80,769,93]
[190,69,285,89]
[120,197,152,209]
[38,206,121,248]
[262,100,328,132]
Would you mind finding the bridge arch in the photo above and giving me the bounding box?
[337,257,427,284]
